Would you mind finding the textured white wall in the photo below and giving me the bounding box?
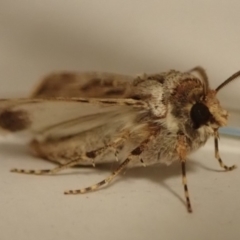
[0,0,240,109]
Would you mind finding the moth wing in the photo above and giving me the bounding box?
[0,98,139,140]
[0,71,166,140]
[0,72,139,139]
[31,72,134,99]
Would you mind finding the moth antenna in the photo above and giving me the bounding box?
[188,66,209,95]
[215,70,240,92]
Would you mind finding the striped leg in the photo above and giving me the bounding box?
[11,157,84,175]
[181,160,192,213]
[10,134,128,175]
[214,132,236,171]
[64,140,149,195]
[177,134,192,212]
[64,157,131,194]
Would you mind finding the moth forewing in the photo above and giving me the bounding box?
[31,71,135,99]
[0,97,146,136]
[1,68,239,213]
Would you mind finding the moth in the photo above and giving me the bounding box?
[0,66,239,213]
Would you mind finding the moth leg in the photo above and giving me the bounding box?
[181,160,192,213]
[86,131,130,166]
[64,140,149,195]
[214,132,236,171]
[177,134,192,213]
[10,157,86,175]
[10,145,114,175]
[11,133,129,175]
[64,157,131,195]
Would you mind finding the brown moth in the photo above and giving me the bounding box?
[0,66,239,213]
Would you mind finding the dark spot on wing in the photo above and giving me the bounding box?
[0,110,31,132]
[86,151,97,158]
[80,78,101,91]
[76,99,89,103]
[130,94,142,100]
[80,78,116,91]
[104,88,125,95]
[131,146,142,155]
[130,94,151,101]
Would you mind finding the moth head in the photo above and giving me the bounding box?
[190,70,240,130]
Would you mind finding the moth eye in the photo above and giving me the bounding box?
[190,102,211,129]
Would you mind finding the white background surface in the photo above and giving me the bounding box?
[0,1,240,240]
